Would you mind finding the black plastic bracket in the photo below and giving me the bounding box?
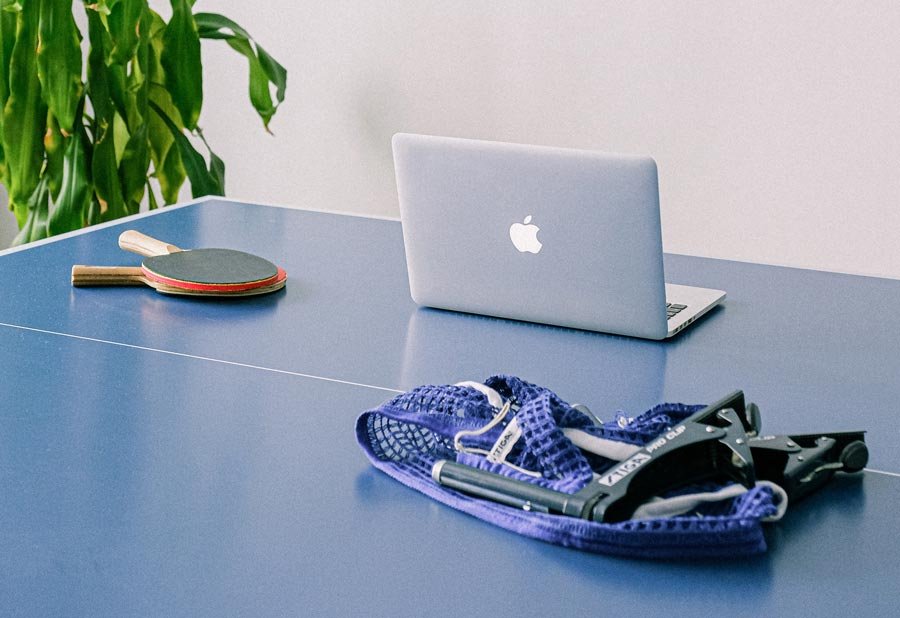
[432,390,868,523]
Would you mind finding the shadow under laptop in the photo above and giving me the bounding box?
[399,306,672,416]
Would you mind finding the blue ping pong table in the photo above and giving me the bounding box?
[1,197,898,617]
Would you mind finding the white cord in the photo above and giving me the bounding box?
[452,391,542,478]
[630,480,789,521]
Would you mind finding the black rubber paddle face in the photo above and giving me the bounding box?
[142,249,279,285]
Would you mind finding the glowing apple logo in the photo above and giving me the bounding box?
[509,215,542,254]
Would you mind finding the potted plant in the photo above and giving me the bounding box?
[0,0,286,245]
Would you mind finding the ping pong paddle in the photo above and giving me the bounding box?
[71,265,287,296]
[71,230,287,297]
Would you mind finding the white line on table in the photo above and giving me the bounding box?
[865,468,900,479]
[0,322,405,395]
[3,321,899,480]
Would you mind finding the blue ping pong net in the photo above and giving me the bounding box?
[356,375,782,559]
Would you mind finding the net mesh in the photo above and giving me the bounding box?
[356,375,780,559]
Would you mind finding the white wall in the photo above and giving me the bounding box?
[5,2,900,280]
[195,1,900,279]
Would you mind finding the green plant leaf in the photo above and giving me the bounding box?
[194,12,286,131]
[145,7,190,204]
[119,122,148,209]
[2,1,47,225]
[197,128,224,193]
[147,83,183,202]
[92,117,128,221]
[157,143,184,204]
[12,174,50,245]
[84,0,113,17]
[209,147,224,193]
[112,111,128,164]
[195,11,288,101]
[106,61,129,123]
[86,10,112,120]
[1,1,284,241]
[225,36,275,130]
[44,110,65,201]
[0,8,18,187]
[121,5,151,133]
[149,99,223,198]
[36,0,83,134]
[256,45,286,104]
[146,178,159,210]
[87,10,126,221]
[107,0,145,64]
[146,14,175,156]
[0,7,15,107]
[86,196,100,226]
[160,0,201,130]
[145,7,166,83]
[48,131,91,235]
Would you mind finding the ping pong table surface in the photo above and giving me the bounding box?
[1,197,897,617]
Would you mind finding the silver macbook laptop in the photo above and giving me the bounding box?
[392,133,725,340]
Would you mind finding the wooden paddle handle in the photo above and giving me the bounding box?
[118,230,183,257]
[71,265,147,286]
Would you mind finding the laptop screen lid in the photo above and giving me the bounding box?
[393,133,669,339]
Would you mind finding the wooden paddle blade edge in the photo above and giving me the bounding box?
[118,230,183,257]
[155,276,286,297]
